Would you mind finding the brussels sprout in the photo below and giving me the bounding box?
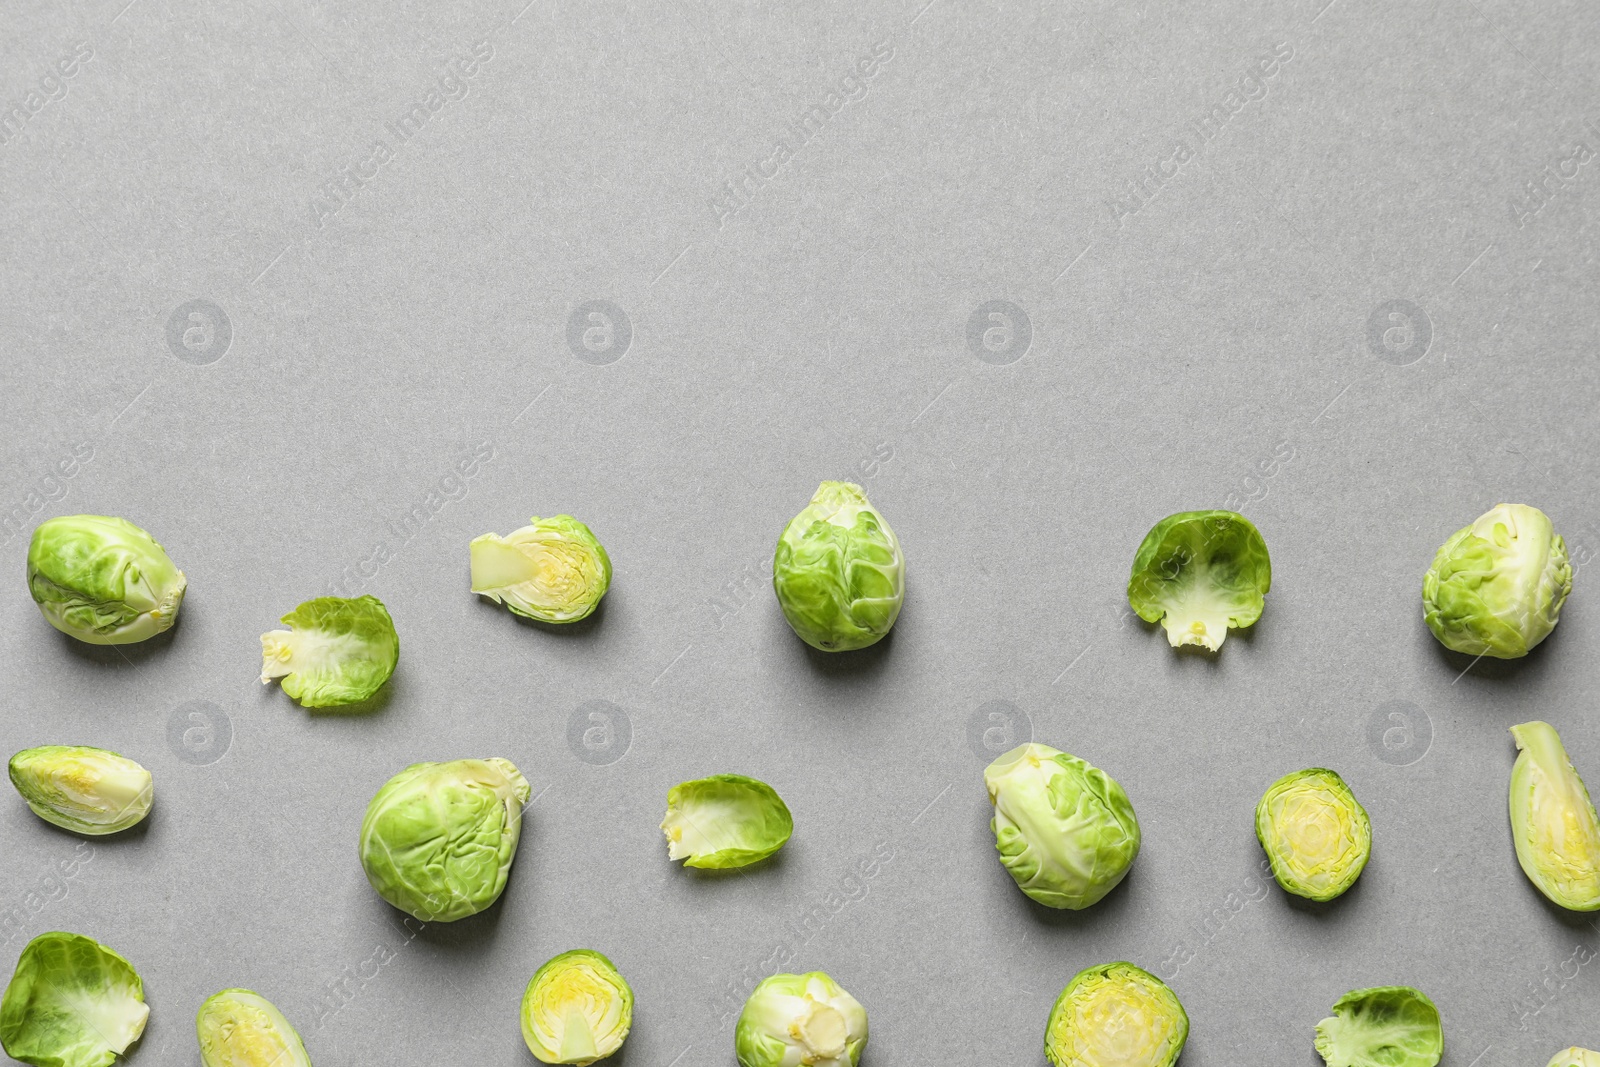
[1315,986,1442,1067]
[0,932,148,1067]
[661,774,792,870]
[359,758,530,922]
[735,972,866,1067]
[8,746,152,836]
[1547,1049,1600,1067]
[984,742,1140,909]
[772,481,904,652]
[26,515,186,645]
[196,989,311,1067]
[1423,503,1571,658]
[260,595,399,708]
[470,516,611,623]
[1127,510,1270,651]
[1044,962,1188,1067]
[1255,768,1371,901]
[1509,721,1600,911]
[520,950,633,1065]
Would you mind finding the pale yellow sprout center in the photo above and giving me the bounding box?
[472,538,590,604]
[259,628,365,682]
[1524,757,1600,897]
[1053,978,1180,1067]
[527,962,627,1064]
[791,995,848,1062]
[1263,786,1359,892]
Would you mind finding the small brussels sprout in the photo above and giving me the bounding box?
[1547,1049,1600,1067]
[196,989,311,1067]
[0,932,148,1067]
[1255,768,1371,901]
[1423,503,1571,658]
[359,758,530,922]
[26,515,186,645]
[521,950,633,1065]
[1044,962,1188,1067]
[260,595,399,708]
[1127,509,1271,651]
[470,515,611,623]
[8,746,152,836]
[772,481,904,652]
[660,774,792,870]
[984,742,1140,910]
[1509,721,1600,911]
[1315,986,1442,1067]
[735,971,866,1067]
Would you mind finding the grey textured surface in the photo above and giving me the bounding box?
[2,0,1599,1063]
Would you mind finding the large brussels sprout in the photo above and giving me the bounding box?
[359,758,530,922]
[1509,721,1600,911]
[735,972,866,1067]
[521,950,633,1065]
[0,932,148,1067]
[1423,503,1571,658]
[1255,768,1371,901]
[1044,962,1188,1067]
[1547,1050,1600,1067]
[984,742,1140,909]
[26,515,186,645]
[8,746,152,836]
[260,595,399,708]
[196,988,311,1067]
[1127,510,1271,651]
[1315,986,1442,1067]
[660,774,792,870]
[470,516,611,623]
[772,481,904,652]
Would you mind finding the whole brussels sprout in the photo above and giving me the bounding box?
[470,515,611,623]
[984,742,1140,910]
[521,950,632,1065]
[1548,1049,1600,1067]
[660,774,793,870]
[735,971,866,1067]
[1315,986,1442,1067]
[1255,768,1371,901]
[8,746,152,836]
[196,988,311,1067]
[260,595,398,708]
[1127,510,1271,651]
[359,758,530,922]
[1509,721,1600,911]
[773,482,904,652]
[1422,503,1571,658]
[27,515,186,645]
[0,932,148,1067]
[1045,962,1188,1067]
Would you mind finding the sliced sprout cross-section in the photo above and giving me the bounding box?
[734,972,867,1067]
[1314,986,1442,1067]
[1547,1049,1600,1067]
[660,774,792,870]
[1423,503,1571,659]
[0,931,149,1067]
[520,950,633,1065]
[1509,721,1600,911]
[26,515,186,645]
[260,595,398,708]
[1126,510,1271,651]
[1044,962,1188,1067]
[196,988,312,1067]
[8,746,153,836]
[470,515,611,623]
[772,481,904,652]
[1255,768,1371,901]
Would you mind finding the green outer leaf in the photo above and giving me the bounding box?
[1314,986,1442,1067]
[469,515,611,623]
[260,595,399,708]
[8,747,153,836]
[734,971,867,1067]
[1509,721,1600,911]
[772,482,904,652]
[0,932,148,1067]
[1422,503,1571,659]
[1044,961,1188,1067]
[661,774,793,870]
[26,515,186,646]
[1126,510,1271,651]
[196,988,312,1067]
[1255,767,1371,901]
[520,949,633,1065]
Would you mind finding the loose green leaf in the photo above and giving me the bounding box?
[260,595,399,708]
[1509,721,1600,911]
[1256,768,1371,901]
[8,747,152,836]
[27,515,186,645]
[1314,986,1442,1067]
[661,774,792,870]
[773,482,904,652]
[196,988,312,1067]
[521,950,632,1065]
[470,515,611,623]
[0,932,148,1067]
[735,972,866,1067]
[1127,510,1271,651]
[1423,503,1571,658]
[1045,962,1188,1067]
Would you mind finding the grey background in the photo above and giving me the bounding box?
[1,0,1598,1063]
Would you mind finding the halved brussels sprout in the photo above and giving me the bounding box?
[470,516,611,623]
[1256,768,1371,901]
[8,747,152,836]
[196,988,311,1067]
[1044,962,1188,1067]
[984,742,1140,909]
[0,932,149,1067]
[735,971,866,1067]
[1423,503,1571,658]
[1547,1049,1600,1067]
[1509,721,1600,911]
[1127,510,1271,651]
[27,515,186,645]
[660,774,792,870]
[260,595,399,708]
[521,950,633,1065]
[1315,986,1442,1067]
[772,481,904,652]
[359,758,531,922]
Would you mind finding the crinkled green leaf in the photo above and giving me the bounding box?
[1315,987,1442,1067]
[26,516,186,645]
[1127,510,1270,651]
[0,932,148,1067]
[773,482,904,652]
[260,595,398,708]
[661,775,792,870]
[1423,503,1571,658]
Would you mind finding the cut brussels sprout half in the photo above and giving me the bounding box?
[1509,721,1600,911]
[359,757,531,922]
[8,747,152,836]
[0,932,148,1067]
[27,515,186,645]
[196,988,311,1067]
[984,743,1140,910]
[1256,768,1371,901]
[661,774,792,870]
[260,595,398,708]
[1547,1049,1600,1067]
[470,515,611,623]
[773,481,904,652]
[521,950,633,1065]
[1315,986,1442,1067]
[735,972,866,1067]
[1127,509,1271,651]
[1423,503,1571,658]
[1045,962,1188,1067]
